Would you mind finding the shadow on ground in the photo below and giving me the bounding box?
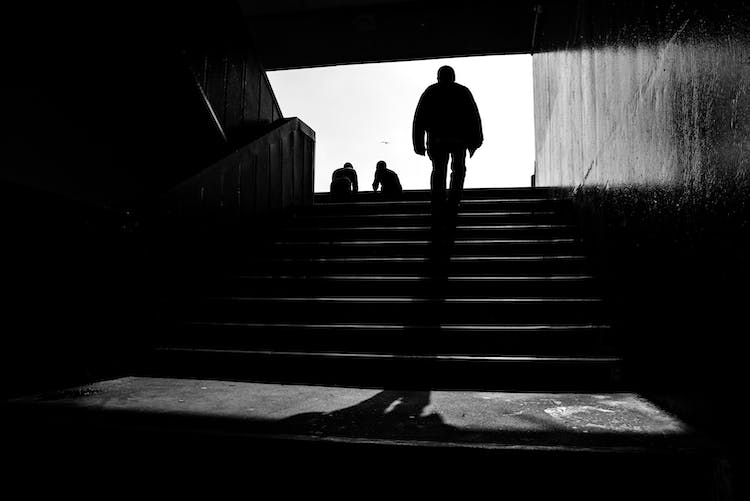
[279,389,454,440]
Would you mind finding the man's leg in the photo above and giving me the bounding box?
[330,180,345,202]
[428,149,449,219]
[426,148,451,276]
[447,148,467,217]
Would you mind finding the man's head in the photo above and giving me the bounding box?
[376,160,387,170]
[437,65,455,84]
[343,162,353,169]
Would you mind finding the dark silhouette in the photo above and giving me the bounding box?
[330,162,358,201]
[413,65,483,222]
[372,160,403,199]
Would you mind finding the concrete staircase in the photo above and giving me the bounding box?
[5,188,727,499]
[151,187,621,390]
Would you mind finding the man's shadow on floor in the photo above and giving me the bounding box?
[277,390,455,440]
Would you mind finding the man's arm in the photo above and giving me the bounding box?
[372,170,380,191]
[412,91,428,156]
[352,171,358,193]
[467,89,483,153]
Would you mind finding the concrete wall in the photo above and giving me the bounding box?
[533,4,749,190]
[164,118,315,224]
[1,2,282,207]
[531,1,750,454]
[0,1,287,397]
[181,2,283,145]
[0,179,151,398]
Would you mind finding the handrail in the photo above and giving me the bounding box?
[261,69,283,123]
[180,50,229,145]
[163,117,315,224]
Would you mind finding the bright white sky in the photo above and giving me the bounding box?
[268,54,534,193]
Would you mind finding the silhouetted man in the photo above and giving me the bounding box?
[330,162,358,201]
[413,65,483,220]
[372,160,402,199]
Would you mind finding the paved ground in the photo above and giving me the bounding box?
[10,376,693,449]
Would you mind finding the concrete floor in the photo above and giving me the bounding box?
[11,376,694,450]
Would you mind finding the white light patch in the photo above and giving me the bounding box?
[269,54,535,192]
[544,405,617,419]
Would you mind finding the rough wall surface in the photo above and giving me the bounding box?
[0,2,286,398]
[532,2,750,466]
[181,2,283,144]
[534,9,749,190]
[1,2,283,207]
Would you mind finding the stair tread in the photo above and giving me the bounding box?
[205,296,602,302]
[300,210,559,221]
[261,255,586,261]
[226,274,595,280]
[287,225,573,230]
[155,347,620,363]
[184,320,611,330]
[300,211,559,218]
[314,187,559,199]
[273,238,578,244]
[316,198,556,205]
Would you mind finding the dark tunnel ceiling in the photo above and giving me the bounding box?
[238,0,575,70]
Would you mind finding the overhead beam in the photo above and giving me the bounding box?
[241,0,555,70]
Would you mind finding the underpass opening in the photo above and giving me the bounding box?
[268,54,534,193]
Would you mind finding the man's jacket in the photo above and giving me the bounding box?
[413,82,483,151]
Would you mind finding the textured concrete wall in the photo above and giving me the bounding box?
[0,2,286,398]
[181,3,283,144]
[1,3,282,207]
[531,2,750,446]
[530,11,750,484]
[534,15,749,190]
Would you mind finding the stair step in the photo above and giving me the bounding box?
[286,223,573,230]
[313,187,561,203]
[317,198,555,206]
[273,238,578,244]
[241,255,591,274]
[278,225,577,240]
[296,211,566,226]
[286,224,572,230]
[166,321,615,356]
[195,274,599,297]
[181,320,610,331]
[223,273,594,280]
[261,239,583,257]
[201,296,603,301]
[147,349,623,390]
[156,347,619,363]
[309,199,569,215]
[177,296,607,324]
